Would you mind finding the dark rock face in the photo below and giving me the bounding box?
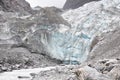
[0,0,32,13]
[63,0,100,10]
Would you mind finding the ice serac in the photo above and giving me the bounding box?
[47,0,120,63]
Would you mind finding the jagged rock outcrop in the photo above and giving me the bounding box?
[63,0,100,10]
[0,0,33,13]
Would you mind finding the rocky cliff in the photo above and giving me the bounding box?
[63,0,100,9]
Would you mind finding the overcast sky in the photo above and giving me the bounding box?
[26,0,66,8]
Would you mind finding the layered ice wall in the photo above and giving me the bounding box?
[46,0,120,64]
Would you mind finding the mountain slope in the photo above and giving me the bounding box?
[63,0,100,9]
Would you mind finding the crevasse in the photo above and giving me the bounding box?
[41,0,120,64]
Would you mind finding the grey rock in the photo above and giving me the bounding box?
[87,58,120,80]
[87,59,119,74]
[88,28,120,61]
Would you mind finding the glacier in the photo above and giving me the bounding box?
[42,0,120,64]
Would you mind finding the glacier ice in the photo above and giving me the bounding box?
[44,0,120,64]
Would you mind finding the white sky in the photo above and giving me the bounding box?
[26,0,66,8]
